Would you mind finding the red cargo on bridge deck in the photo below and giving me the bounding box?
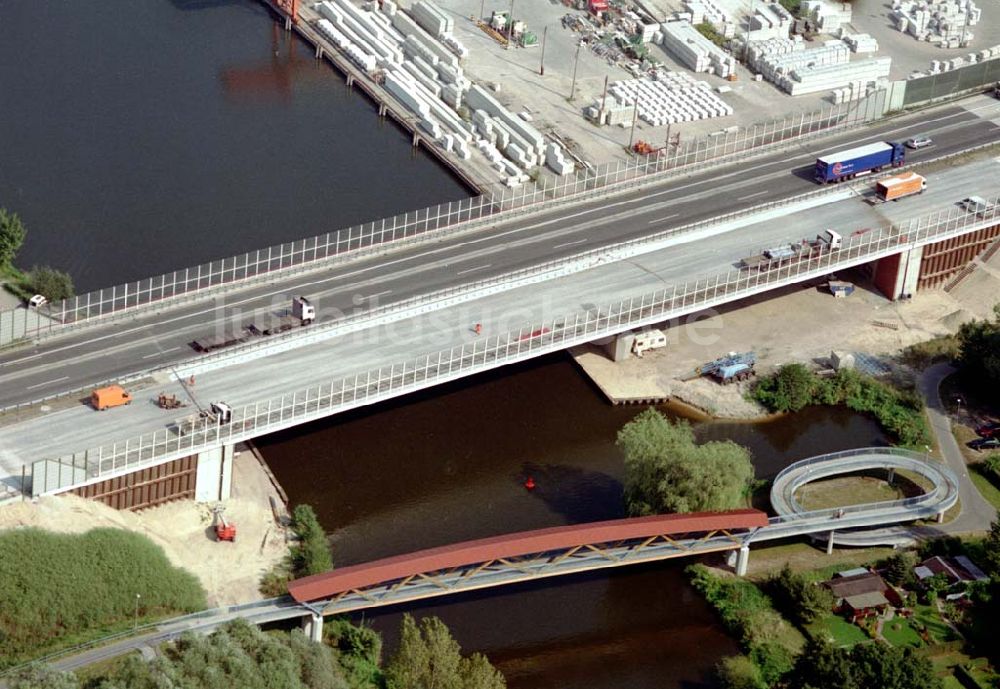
[287,509,768,603]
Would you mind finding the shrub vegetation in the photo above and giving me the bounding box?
[752,366,931,446]
[0,528,205,668]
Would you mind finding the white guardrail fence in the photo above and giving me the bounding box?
[1,94,888,346]
[29,194,1000,495]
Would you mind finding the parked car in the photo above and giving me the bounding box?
[962,196,991,213]
[975,421,1000,439]
[968,437,1000,452]
[905,135,933,149]
[27,294,48,309]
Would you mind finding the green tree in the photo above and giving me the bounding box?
[982,519,1000,576]
[617,409,754,515]
[291,504,333,577]
[882,551,917,587]
[788,639,941,689]
[716,654,766,689]
[923,572,950,599]
[765,564,834,625]
[957,304,1000,390]
[752,363,817,412]
[983,454,1000,476]
[0,207,27,267]
[385,615,505,689]
[26,266,74,301]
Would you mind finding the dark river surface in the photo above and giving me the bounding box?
[0,0,468,293]
[259,355,890,689]
[3,2,891,685]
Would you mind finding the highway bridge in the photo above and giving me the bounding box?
[1,95,998,498]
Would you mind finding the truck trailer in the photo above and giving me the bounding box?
[874,172,926,202]
[740,229,842,271]
[191,296,316,352]
[814,141,905,183]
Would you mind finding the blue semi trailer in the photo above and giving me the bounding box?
[814,141,906,183]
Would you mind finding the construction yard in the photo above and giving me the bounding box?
[572,246,1000,418]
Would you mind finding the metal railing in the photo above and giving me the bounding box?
[0,94,886,347]
[29,195,1000,495]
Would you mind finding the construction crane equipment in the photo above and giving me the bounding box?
[213,506,237,542]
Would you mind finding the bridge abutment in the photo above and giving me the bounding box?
[735,545,750,576]
[302,612,324,642]
[194,443,235,503]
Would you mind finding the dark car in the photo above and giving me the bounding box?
[975,422,1000,439]
[968,437,1000,452]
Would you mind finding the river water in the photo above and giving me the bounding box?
[258,355,889,688]
[0,0,468,293]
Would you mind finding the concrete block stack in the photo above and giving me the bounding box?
[802,0,853,33]
[682,0,736,37]
[607,73,734,125]
[748,3,794,41]
[660,20,736,77]
[843,33,879,53]
[586,101,636,126]
[748,37,891,94]
[545,143,575,176]
[890,0,980,46]
[314,0,556,183]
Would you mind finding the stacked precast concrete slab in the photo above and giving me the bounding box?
[608,73,734,125]
[660,20,736,77]
[747,38,891,95]
[748,3,794,41]
[801,0,853,33]
[315,0,573,183]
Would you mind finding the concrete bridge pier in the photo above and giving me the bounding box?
[937,510,945,523]
[887,467,895,484]
[826,531,835,555]
[301,612,324,643]
[194,443,234,503]
[315,44,324,59]
[735,545,750,577]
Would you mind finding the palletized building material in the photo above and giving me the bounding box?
[441,83,462,108]
[783,56,891,95]
[316,19,378,73]
[419,117,442,139]
[660,21,735,77]
[802,0,852,32]
[545,142,575,175]
[403,34,439,66]
[402,61,442,97]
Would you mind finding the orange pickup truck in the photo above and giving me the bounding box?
[91,385,132,411]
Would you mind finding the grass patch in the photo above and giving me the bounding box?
[695,21,727,48]
[742,541,894,581]
[0,527,206,669]
[969,465,1000,511]
[913,605,958,644]
[796,474,907,511]
[882,618,924,648]
[900,335,961,369]
[808,613,869,647]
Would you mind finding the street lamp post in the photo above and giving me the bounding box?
[134,593,141,631]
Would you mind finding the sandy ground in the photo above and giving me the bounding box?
[0,449,290,607]
[572,245,1000,418]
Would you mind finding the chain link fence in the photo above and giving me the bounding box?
[0,94,887,347]
[29,195,1000,496]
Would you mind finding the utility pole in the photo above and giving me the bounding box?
[479,0,485,22]
[133,593,141,631]
[628,96,640,150]
[569,41,582,100]
[539,26,547,75]
[600,74,609,113]
[506,0,515,48]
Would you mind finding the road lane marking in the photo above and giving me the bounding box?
[360,290,392,301]
[553,238,588,249]
[456,264,491,276]
[738,190,769,201]
[26,376,69,390]
[647,213,679,224]
[142,347,179,359]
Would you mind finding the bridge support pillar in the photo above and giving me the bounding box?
[302,612,324,643]
[194,443,235,503]
[607,333,635,362]
[874,246,923,301]
[826,531,835,555]
[887,468,895,484]
[937,510,945,523]
[735,545,750,577]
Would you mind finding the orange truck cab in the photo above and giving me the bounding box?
[91,385,132,411]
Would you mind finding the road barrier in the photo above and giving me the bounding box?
[29,195,1000,496]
